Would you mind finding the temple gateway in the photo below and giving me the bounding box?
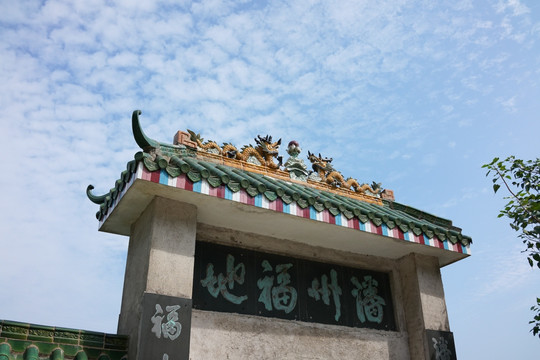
[1,110,471,359]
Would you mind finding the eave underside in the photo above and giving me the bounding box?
[99,177,469,268]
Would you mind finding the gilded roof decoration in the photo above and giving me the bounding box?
[187,130,284,170]
[307,151,383,196]
[185,122,386,200]
[86,110,472,248]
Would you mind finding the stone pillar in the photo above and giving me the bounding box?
[117,197,197,360]
[398,253,450,359]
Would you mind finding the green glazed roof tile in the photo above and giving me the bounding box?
[0,320,127,360]
[90,150,472,246]
[87,110,472,248]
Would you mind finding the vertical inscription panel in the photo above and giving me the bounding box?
[140,293,192,360]
[193,241,396,331]
[426,330,457,360]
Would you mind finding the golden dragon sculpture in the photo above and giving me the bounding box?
[187,130,283,169]
[307,151,382,195]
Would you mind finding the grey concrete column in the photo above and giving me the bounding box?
[398,253,450,359]
[117,197,197,359]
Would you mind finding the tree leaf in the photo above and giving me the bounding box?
[483,156,540,337]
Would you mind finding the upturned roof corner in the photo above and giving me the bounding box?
[132,109,160,150]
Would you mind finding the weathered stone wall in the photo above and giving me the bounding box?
[117,197,197,359]
[190,310,409,360]
[398,253,450,359]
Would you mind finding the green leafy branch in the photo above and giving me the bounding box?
[483,156,540,267]
[483,156,540,338]
[531,298,540,338]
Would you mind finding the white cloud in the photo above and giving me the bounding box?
[442,104,454,113]
[475,245,535,297]
[205,25,242,54]
[497,95,517,112]
[495,0,530,16]
[441,187,479,209]
[108,52,139,68]
[421,153,438,166]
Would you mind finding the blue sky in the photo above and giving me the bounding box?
[1,0,539,358]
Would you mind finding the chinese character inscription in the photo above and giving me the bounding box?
[151,304,182,340]
[141,294,191,360]
[307,269,342,321]
[257,260,297,313]
[351,275,386,324]
[432,336,453,360]
[201,254,248,305]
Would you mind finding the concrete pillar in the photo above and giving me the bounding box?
[398,253,449,359]
[117,197,197,359]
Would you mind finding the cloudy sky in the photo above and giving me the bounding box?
[1,0,539,358]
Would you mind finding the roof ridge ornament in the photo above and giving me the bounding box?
[284,140,309,181]
[188,130,283,169]
[307,151,383,196]
[186,126,389,199]
[107,110,393,201]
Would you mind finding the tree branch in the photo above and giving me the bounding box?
[494,167,540,224]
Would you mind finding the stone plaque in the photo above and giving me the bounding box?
[426,329,457,360]
[193,241,396,331]
[139,293,192,360]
